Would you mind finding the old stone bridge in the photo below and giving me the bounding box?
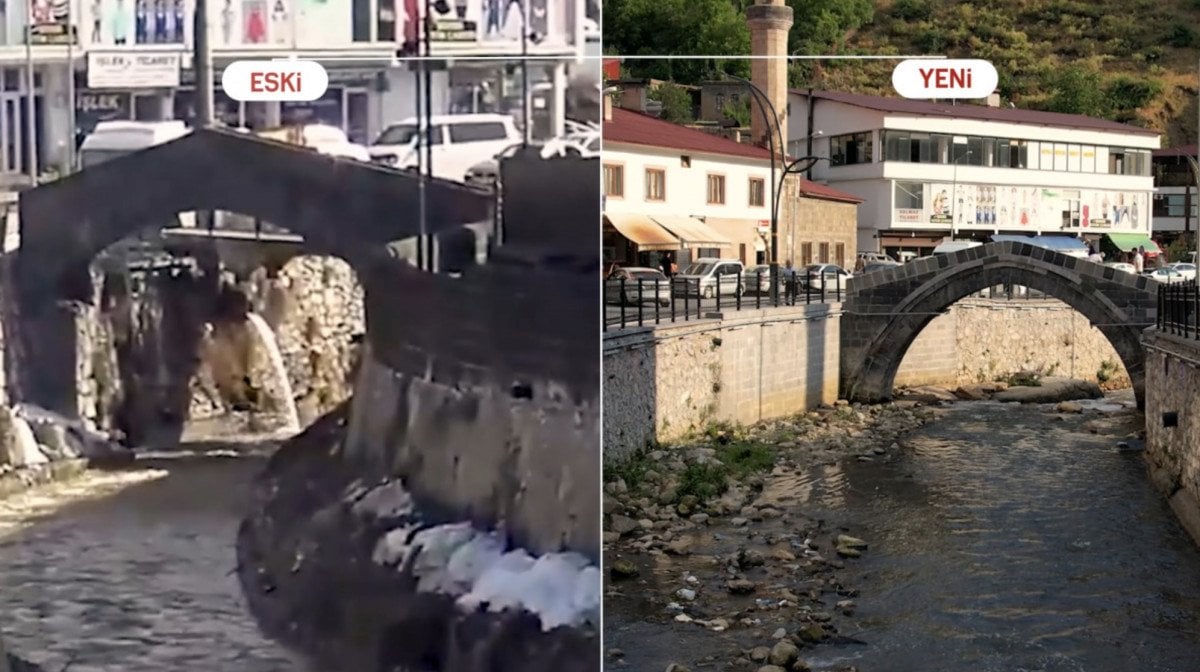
[840,240,1159,408]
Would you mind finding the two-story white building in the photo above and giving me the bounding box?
[786,89,1163,260]
[603,103,861,269]
[0,0,594,182]
[1152,144,1197,249]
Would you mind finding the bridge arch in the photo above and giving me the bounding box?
[12,127,494,417]
[839,241,1158,408]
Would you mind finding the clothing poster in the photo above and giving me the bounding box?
[482,0,501,38]
[243,0,266,42]
[528,0,545,37]
[220,0,236,43]
[111,0,132,44]
[376,0,395,42]
[270,0,290,44]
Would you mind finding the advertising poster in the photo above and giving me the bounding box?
[895,183,1150,232]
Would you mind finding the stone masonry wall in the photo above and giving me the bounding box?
[604,304,840,461]
[247,255,365,427]
[896,298,1130,389]
[1142,331,1200,548]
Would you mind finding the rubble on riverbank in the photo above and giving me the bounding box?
[235,403,600,672]
[603,400,937,671]
[0,403,133,499]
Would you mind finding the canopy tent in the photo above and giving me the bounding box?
[1103,233,1162,256]
[990,234,1090,257]
[651,215,732,249]
[603,213,679,251]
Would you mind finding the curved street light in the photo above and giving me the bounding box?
[725,75,830,302]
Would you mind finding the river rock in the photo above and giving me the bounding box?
[897,386,957,403]
[953,385,989,401]
[1056,401,1084,413]
[750,646,771,662]
[610,515,639,536]
[666,538,693,556]
[768,641,800,666]
[993,377,1102,404]
[610,560,639,579]
[836,535,868,549]
[797,623,827,643]
[756,666,787,672]
[726,579,757,594]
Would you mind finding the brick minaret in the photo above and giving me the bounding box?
[746,0,793,152]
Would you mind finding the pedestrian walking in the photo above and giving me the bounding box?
[1086,243,1103,264]
[1134,246,1145,273]
[661,253,674,278]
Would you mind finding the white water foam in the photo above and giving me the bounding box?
[361,482,600,632]
[245,312,301,435]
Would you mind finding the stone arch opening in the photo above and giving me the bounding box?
[841,244,1157,409]
[11,128,492,437]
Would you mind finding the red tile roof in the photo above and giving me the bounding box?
[603,107,863,204]
[793,90,1160,137]
[1153,145,1197,158]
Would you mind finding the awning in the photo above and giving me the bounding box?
[652,215,733,248]
[1103,233,1162,255]
[991,234,1089,256]
[603,213,679,251]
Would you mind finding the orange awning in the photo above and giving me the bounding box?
[604,212,679,251]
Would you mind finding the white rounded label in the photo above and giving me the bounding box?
[221,60,329,102]
[892,59,998,100]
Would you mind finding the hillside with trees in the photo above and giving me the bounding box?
[603,0,1200,145]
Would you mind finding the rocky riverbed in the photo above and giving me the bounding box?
[603,377,1133,672]
[604,399,937,672]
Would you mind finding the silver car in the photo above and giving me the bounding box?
[606,267,671,306]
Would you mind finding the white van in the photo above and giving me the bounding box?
[369,113,521,183]
[932,240,983,255]
[79,121,196,228]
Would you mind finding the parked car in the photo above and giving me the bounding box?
[1105,262,1137,275]
[800,263,852,290]
[862,262,900,274]
[675,258,745,298]
[744,264,792,294]
[857,252,894,265]
[606,267,671,306]
[369,113,521,183]
[463,122,600,188]
[1167,262,1197,281]
[1146,267,1188,284]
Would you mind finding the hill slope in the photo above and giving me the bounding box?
[605,0,1200,145]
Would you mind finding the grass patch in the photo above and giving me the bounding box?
[605,447,654,491]
[715,441,776,479]
[676,462,729,503]
[1004,371,1043,387]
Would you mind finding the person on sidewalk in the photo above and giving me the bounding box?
[1134,246,1145,274]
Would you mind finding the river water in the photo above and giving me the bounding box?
[607,394,1200,671]
[0,452,302,671]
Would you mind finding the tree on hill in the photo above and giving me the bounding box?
[648,83,696,124]
[604,0,750,84]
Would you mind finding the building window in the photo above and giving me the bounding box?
[749,177,765,207]
[801,242,813,265]
[645,168,666,201]
[1109,149,1151,176]
[830,132,873,166]
[707,173,726,204]
[835,242,845,268]
[818,242,830,263]
[604,164,624,198]
[894,181,923,209]
[1155,193,1197,218]
[696,247,721,258]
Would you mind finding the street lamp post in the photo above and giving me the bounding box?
[727,75,827,304]
[950,141,972,237]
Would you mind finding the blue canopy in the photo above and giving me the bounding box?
[990,234,1089,256]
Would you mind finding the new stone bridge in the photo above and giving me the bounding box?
[840,240,1159,408]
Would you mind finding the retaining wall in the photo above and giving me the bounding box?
[1142,330,1200,548]
[603,304,840,461]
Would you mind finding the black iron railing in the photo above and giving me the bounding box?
[1158,281,1200,338]
[603,271,845,331]
[602,275,1062,331]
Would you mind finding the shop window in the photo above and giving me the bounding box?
[894,181,923,209]
[830,132,873,166]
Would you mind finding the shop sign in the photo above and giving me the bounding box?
[87,51,182,89]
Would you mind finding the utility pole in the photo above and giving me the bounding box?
[23,2,37,183]
[194,0,214,126]
[66,0,76,171]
